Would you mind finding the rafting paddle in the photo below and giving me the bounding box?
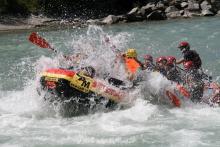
[29,32,58,53]
[28,32,72,59]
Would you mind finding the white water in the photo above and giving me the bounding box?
[0,17,220,147]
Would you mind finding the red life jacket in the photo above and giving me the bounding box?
[124,58,141,74]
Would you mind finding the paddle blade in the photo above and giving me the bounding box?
[29,32,51,49]
[176,84,190,98]
[166,90,181,107]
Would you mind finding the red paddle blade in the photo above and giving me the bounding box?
[176,84,190,98]
[166,90,181,107]
[29,32,51,49]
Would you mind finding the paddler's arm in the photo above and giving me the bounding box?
[176,58,185,64]
[135,58,145,70]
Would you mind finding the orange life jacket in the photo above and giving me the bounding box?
[124,58,141,74]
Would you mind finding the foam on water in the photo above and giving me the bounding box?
[0,20,220,147]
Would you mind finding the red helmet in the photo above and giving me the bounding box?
[143,54,153,62]
[156,56,167,63]
[166,56,176,65]
[183,61,194,70]
[178,41,190,50]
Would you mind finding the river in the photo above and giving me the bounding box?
[0,17,220,147]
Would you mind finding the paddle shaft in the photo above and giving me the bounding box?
[29,32,69,58]
[29,32,59,52]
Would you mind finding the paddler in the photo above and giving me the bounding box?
[121,48,145,81]
[176,41,212,82]
[155,56,167,76]
[143,54,155,71]
[77,66,96,78]
[183,61,204,103]
[176,41,202,70]
[165,56,182,83]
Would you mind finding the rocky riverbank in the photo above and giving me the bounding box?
[0,0,220,31]
[90,0,220,25]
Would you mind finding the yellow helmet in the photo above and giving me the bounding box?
[126,48,137,58]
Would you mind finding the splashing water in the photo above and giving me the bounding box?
[0,17,220,146]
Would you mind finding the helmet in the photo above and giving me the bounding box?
[156,56,167,63]
[126,48,137,58]
[143,54,153,62]
[167,56,176,65]
[178,41,190,50]
[81,66,96,78]
[183,61,194,70]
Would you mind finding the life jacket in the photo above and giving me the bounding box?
[124,57,141,74]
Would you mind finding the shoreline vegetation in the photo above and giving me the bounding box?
[0,0,220,32]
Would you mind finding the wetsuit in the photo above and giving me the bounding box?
[183,50,202,69]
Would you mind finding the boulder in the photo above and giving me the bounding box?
[126,7,145,22]
[102,15,120,24]
[127,7,139,15]
[183,10,201,18]
[201,9,215,16]
[147,10,167,20]
[166,11,182,18]
[144,3,156,10]
[217,10,220,15]
[211,0,220,13]
[180,10,185,15]
[126,14,144,22]
[140,4,154,16]
[181,2,188,8]
[156,1,166,10]
[200,0,212,10]
[165,6,179,13]
[187,1,200,11]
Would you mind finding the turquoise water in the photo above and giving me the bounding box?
[0,17,220,147]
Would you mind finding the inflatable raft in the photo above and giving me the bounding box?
[39,68,127,116]
[38,68,220,117]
